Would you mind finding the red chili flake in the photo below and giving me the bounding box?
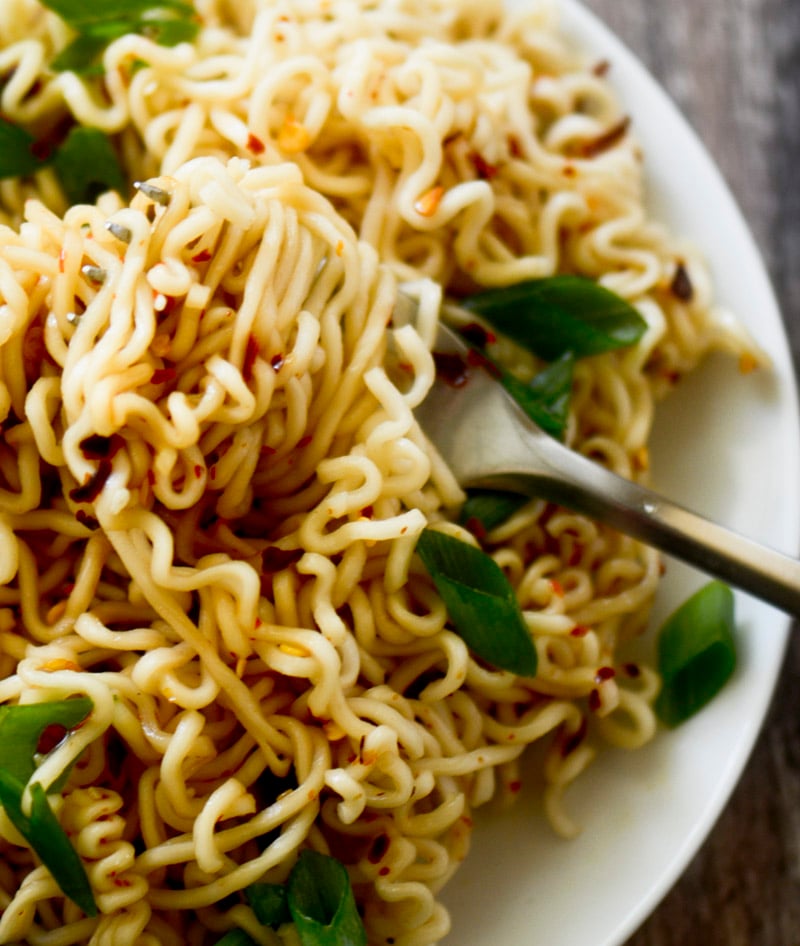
[69,459,112,503]
[670,261,694,302]
[433,350,470,387]
[209,466,217,481]
[466,346,502,378]
[379,866,391,876]
[464,516,488,542]
[360,505,374,518]
[270,353,285,371]
[243,334,260,381]
[592,59,611,77]
[261,546,304,573]
[562,164,577,178]
[469,150,499,180]
[58,249,66,274]
[150,366,176,385]
[623,662,641,678]
[561,716,588,757]
[297,434,312,448]
[567,543,584,567]
[367,833,391,864]
[30,137,53,162]
[588,689,602,712]
[79,433,124,461]
[507,133,523,158]
[570,624,589,637]
[580,115,631,158]
[550,579,564,598]
[260,444,277,456]
[508,779,522,793]
[192,248,212,263]
[76,509,99,530]
[595,666,616,683]
[459,322,496,348]
[37,723,67,755]
[247,133,266,154]
[194,464,203,478]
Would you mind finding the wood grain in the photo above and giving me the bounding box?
[578,1,800,943]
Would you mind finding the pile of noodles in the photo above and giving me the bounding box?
[0,2,762,945]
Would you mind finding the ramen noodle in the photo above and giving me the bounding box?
[0,2,761,945]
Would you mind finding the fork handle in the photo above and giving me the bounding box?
[485,431,800,615]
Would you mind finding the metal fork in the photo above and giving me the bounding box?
[410,313,800,615]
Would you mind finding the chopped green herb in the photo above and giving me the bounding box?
[42,0,199,74]
[0,117,49,179]
[462,275,648,361]
[655,581,737,727]
[416,528,537,676]
[287,850,367,946]
[52,126,128,204]
[211,931,259,946]
[459,489,528,534]
[246,882,291,929]
[0,697,93,786]
[0,698,96,915]
[497,351,574,439]
[50,33,110,74]
[0,114,127,203]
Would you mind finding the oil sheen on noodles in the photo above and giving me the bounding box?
[0,2,759,945]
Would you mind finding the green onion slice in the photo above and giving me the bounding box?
[497,351,574,439]
[211,931,259,946]
[0,697,92,785]
[52,126,128,204]
[246,882,291,929]
[462,275,648,361]
[655,581,737,727]
[459,490,528,535]
[0,697,96,915]
[0,118,48,179]
[416,528,537,677]
[42,0,199,74]
[287,850,367,946]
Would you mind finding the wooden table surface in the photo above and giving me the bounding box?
[577,1,800,943]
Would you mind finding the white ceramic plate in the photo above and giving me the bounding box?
[440,2,800,944]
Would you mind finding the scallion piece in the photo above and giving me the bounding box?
[211,931,259,946]
[287,850,367,946]
[462,275,647,361]
[246,882,291,929]
[52,126,128,204]
[497,351,574,439]
[0,697,93,785]
[0,118,48,179]
[42,0,199,73]
[416,528,537,676]
[459,490,528,535]
[0,698,96,915]
[654,581,737,727]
